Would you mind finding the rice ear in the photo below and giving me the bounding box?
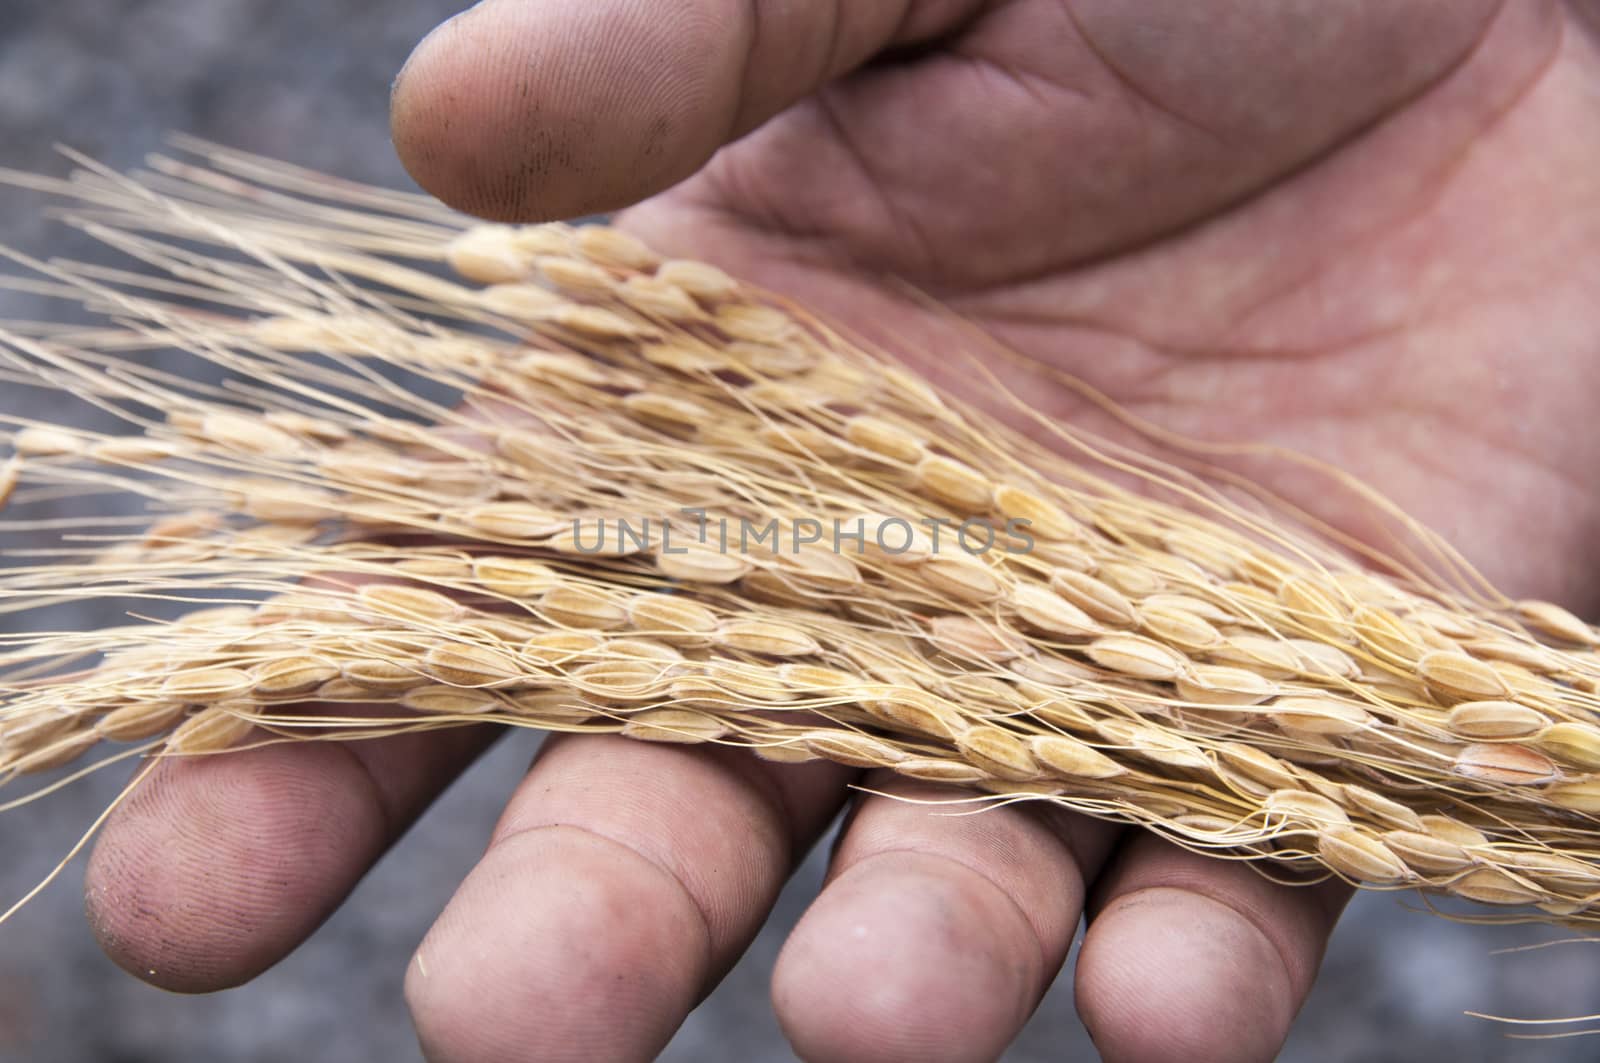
[4,147,1600,942]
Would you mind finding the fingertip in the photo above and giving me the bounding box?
[84,743,384,993]
[1075,887,1295,1063]
[404,826,706,1063]
[771,852,1039,1063]
[390,0,738,222]
[1074,836,1349,1063]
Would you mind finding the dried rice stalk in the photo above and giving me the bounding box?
[5,143,1600,932]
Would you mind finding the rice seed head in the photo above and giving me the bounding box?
[1516,599,1597,646]
[1084,634,1189,682]
[928,616,1029,662]
[1209,634,1302,679]
[1266,695,1372,736]
[2,710,80,754]
[161,667,254,703]
[1318,827,1412,886]
[1452,742,1561,786]
[1097,560,1165,599]
[473,556,562,599]
[1048,570,1138,627]
[463,503,567,542]
[993,484,1085,542]
[238,483,340,523]
[447,225,534,283]
[13,426,84,457]
[777,663,859,691]
[11,730,99,775]
[479,282,566,320]
[167,707,255,756]
[1215,742,1299,794]
[656,259,739,302]
[90,437,182,464]
[1449,867,1547,907]
[1340,785,1426,833]
[894,758,991,785]
[915,456,994,513]
[401,685,502,715]
[522,630,606,665]
[1028,734,1127,780]
[1175,664,1278,707]
[19,151,1600,938]
[844,416,925,464]
[1536,722,1600,771]
[859,690,964,742]
[540,585,629,630]
[573,660,670,701]
[1138,601,1222,652]
[1543,777,1600,814]
[341,658,425,693]
[1262,789,1350,829]
[576,225,660,271]
[422,644,523,687]
[715,620,821,658]
[1445,700,1549,740]
[1010,583,1099,639]
[251,657,342,699]
[625,594,720,642]
[1095,718,1209,770]
[94,701,189,743]
[622,392,711,433]
[622,708,730,744]
[801,730,907,768]
[356,584,463,622]
[716,304,798,346]
[1417,650,1511,704]
[1287,640,1360,680]
[656,544,754,584]
[616,276,709,322]
[0,455,21,510]
[954,725,1040,781]
[1276,576,1355,643]
[1381,830,1474,874]
[200,411,305,458]
[918,555,1004,604]
[604,637,684,663]
[1418,814,1489,849]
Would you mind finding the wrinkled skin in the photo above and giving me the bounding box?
[84,3,1600,1061]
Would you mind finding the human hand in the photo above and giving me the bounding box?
[87,2,1600,1060]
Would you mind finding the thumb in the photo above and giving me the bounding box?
[390,0,984,221]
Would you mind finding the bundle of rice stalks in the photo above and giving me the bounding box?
[4,142,1600,930]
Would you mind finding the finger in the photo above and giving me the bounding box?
[1075,833,1351,1063]
[404,733,853,1063]
[771,775,1119,1063]
[84,716,496,993]
[390,0,987,220]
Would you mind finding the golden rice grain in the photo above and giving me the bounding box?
[166,707,255,755]
[1318,828,1411,885]
[422,644,522,687]
[539,586,629,630]
[94,701,189,743]
[621,708,730,744]
[1085,634,1189,682]
[1445,700,1549,740]
[1452,742,1561,786]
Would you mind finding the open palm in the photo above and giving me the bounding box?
[88,3,1600,1061]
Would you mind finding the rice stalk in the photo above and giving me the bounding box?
[4,142,1600,928]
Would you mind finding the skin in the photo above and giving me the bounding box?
[82,1,1600,1060]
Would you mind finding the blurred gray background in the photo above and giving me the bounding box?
[2,2,1598,1060]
